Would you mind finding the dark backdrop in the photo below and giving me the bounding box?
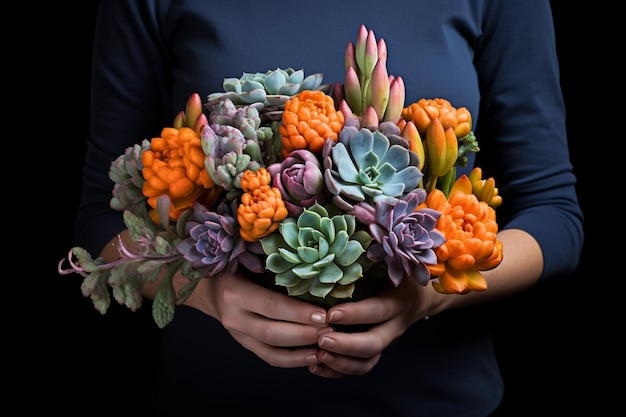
[24,1,614,415]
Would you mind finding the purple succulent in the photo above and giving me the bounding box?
[366,190,445,287]
[267,149,327,217]
[176,200,264,277]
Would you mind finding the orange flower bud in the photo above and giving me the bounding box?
[141,127,219,222]
[278,90,344,158]
[237,169,288,242]
[423,189,503,294]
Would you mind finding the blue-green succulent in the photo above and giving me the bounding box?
[259,202,372,306]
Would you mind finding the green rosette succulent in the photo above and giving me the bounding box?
[259,202,373,308]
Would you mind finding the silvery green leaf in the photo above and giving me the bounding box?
[337,262,363,285]
[292,263,319,279]
[299,73,323,90]
[297,246,319,264]
[309,279,334,298]
[336,240,366,266]
[318,263,343,283]
[275,269,301,286]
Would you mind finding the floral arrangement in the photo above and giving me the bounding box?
[59,25,503,329]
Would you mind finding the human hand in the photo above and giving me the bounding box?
[191,271,330,369]
[309,277,432,378]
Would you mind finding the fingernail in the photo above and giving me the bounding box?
[304,354,318,365]
[319,336,336,349]
[328,311,344,323]
[311,312,326,324]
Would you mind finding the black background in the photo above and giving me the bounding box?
[20,1,616,415]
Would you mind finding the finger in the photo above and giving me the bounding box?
[315,349,381,376]
[224,313,328,347]
[318,329,385,358]
[226,277,327,325]
[233,332,322,368]
[308,363,347,379]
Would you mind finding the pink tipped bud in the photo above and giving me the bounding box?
[383,76,405,123]
[355,24,368,73]
[362,29,379,77]
[362,106,379,131]
[331,81,345,110]
[194,113,208,136]
[377,38,387,64]
[370,58,390,120]
[344,66,362,114]
[344,41,357,72]
[184,93,203,128]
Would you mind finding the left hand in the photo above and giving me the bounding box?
[309,276,431,378]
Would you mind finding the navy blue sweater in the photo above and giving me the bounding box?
[75,1,583,415]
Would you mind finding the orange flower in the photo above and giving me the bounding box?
[237,168,288,242]
[401,98,472,139]
[278,90,344,159]
[420,185,503,294]
[142,126,220,222]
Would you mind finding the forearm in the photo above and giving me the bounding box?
[99,230,211,314]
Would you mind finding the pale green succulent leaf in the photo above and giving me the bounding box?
[351,230,373,249]
[298,206,324,228]
[286,279,313,296]
[238,89,267,104]
[278,220,299,249]
[309,279,334,298]
[331,215,349,233]
[241,80,265,92]
[313,253,336,269]
[376,162,397,184]
[263,70,288,94]
[318,263,343,284]
[275,269,301,287]
[329,283,355,299]
[362,186,385,199]
[292,264,320,279]
[319,217,335,240]
[299,73,323,90]
[277,83,301,96]
[379,182,406,197]
[389,165,422,190]
[338,261,364,284]
[298,227,316,247]
[266,252,297,273]
[222,78,242,93]
[286,68,304,83]
[260,232,288,255]
[297,246,319,264]
[335,240,366,266]
[333,144,360,182]
[278,247,302,264]
[318,237,330,259]
[328,230,349,256]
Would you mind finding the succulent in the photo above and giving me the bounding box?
[259,202,372,307]
[201,99,270,199]
[364,190,445,287]
[206,67,332,122]
[109,138,151,214]
[333,24,405,129]
[322,123,422,211]
[176,200,264,277]
[267,149,328,217]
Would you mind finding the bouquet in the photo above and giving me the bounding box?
[59,25,503,329]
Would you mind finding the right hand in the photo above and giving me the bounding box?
[186,271,331,369]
